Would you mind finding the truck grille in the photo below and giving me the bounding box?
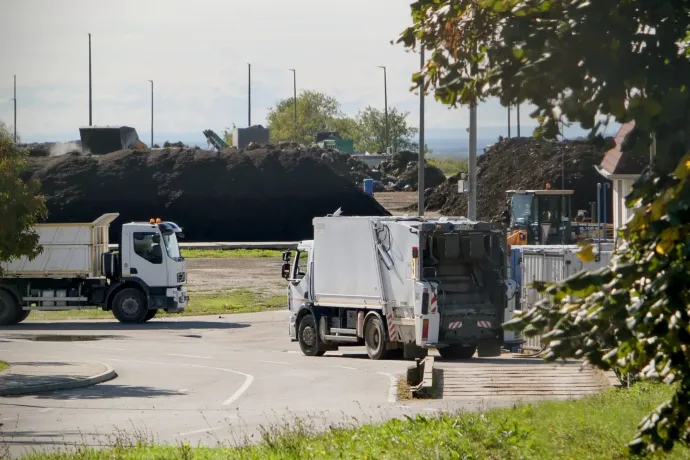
[177,272,186,283]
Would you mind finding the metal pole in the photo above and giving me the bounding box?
[289,69,297,139]
[468,103,478,220]
[507,104,511,138]
[418,48,425,216]
[148,80,153,147]
[248,63,251,126]
[378,66,389,153]
[516,104,520,137]
[603,182,610,239]
[13,75,17,143]
[597,183,602,242]
[88,33,92,126]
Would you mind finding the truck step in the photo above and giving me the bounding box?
[329,328,357,336]
[323,335,359,343]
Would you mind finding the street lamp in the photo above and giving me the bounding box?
[288,69,297,139]
[88,33,92,126]
[377,66,389,153]
[248,63,251,126]
[11,75,17,143]
[148,80,154,147]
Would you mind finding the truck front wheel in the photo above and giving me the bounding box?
[0,290,22,326]
[438,344,477,360]
[112,288,148,324]
[298,314,325,357]
[364,315,389,360]
[143,309,157,322]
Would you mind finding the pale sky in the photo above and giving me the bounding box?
[1,0,552,141]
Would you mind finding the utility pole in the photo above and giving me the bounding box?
[468,101,478,220]
[148,80,154,147]
[248,63,251,126]
[516,104,521,137]
[12,75,17,143]
[418,47,425,216]
[288,69,297,139]
[88,33,92,126]
[507,104,511,138]
[378,66,389,153]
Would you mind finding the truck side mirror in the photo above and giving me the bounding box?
[281,263,291,280]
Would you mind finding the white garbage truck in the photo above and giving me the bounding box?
[282,215,508,360]
[0,213,189,325]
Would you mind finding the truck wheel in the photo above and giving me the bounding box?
[0,290,22,326]
[438,345,477,360]
[15,310,31,324]
[298,314,325,357]
[112,288,148,324]
[143,310,157,322]
[364,315,389,360]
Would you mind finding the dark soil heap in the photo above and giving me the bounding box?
[26,146,390,242]
[373,150,446,191]
[425,137,609,221]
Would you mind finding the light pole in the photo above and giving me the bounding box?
[516,104,521,137]
[148,80,154,147]
[288,69,297,139]
[12,75,17,143]
[248,63,251,126]
[507,104,511,138]
[88,33,92,126]
[418,49,425,216]
[377,66,389,153]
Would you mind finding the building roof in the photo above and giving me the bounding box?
[599,121,649,176]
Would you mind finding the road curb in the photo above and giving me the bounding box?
[0,363,118,397]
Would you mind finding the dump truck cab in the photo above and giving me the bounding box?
[506,187,573,245]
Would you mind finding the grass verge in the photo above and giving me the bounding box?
[181,248,284,259]
[21,383,690,459]
[427,156,468,177]
[25,289,285,321]
[0,360,8,372]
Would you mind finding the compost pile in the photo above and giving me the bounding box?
[26,146,389,242]
[20,141,83,157]
[368,150,446,191]
[425,137,607,221]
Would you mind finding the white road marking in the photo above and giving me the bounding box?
[259,360,291,365]
[179,389,188,392]
[377,372,398,404]
[328,365,356,370]
[104,358,254,407]
[38,408,54,413]
[179,427,224,436]
[168,353,213,359]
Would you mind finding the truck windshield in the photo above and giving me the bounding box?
[510,194,533,226]
[162,233,182,259]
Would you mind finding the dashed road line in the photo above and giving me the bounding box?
[328,365,356,370]
[178,427,224,436]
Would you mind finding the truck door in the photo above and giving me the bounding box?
[126,230,168,288]
[288,249,311,313]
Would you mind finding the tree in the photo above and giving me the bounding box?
[223,124,236,147]
[398,0,690,454]
[352,106,419,153]
[0,122,47,269]
[266,90,356,145]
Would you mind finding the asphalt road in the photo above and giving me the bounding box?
[0,311,606,458]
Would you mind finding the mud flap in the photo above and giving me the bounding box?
[414,281,440,346]
[477,343,502,357]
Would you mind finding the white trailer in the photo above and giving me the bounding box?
[282,216,508,360]
[0,214,188,325]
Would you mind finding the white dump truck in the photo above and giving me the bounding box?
[282,215,508,360]
[0,213,189,326]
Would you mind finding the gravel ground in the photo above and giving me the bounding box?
[186,257,286,297]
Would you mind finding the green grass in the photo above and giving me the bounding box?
[0,360,8,372]
[181,248,284,259]
[25,289,285,321]
[427,156,468,177]
[20,383,690,459]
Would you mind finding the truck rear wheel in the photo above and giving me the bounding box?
[438,344,477,360]
[0,290,22,326]
[112,288,148,324]
[364,315,389,360]
[298,314,325,357]
[15,310,31,324]
[143,310,157,322]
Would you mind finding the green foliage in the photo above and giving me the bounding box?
[223,123,236,146]
[0,122,47,269]
[351,106,419,153]
[427,156,468,176]
[266,90,353,145]
[398,0,690,453]
[22,383,690,459]
[265,91,420,153]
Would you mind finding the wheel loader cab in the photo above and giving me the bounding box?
[506,188,574,245]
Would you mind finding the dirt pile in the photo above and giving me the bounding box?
[425,138,608,221]
[20,141,83,157]
[25,146,390,242]
[370,150,446,191]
